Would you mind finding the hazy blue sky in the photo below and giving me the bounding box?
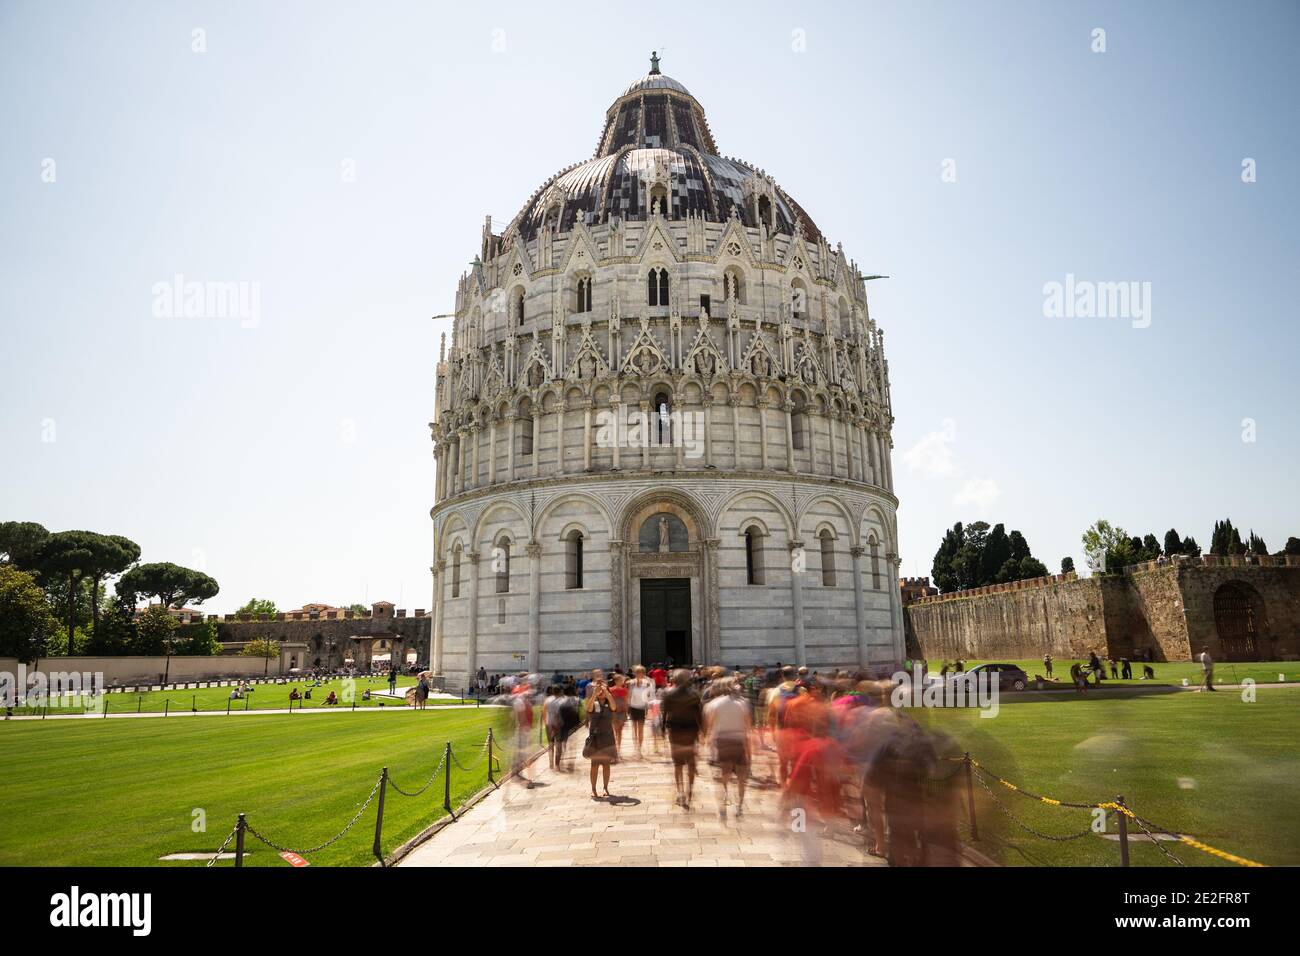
[2,0,1296,612]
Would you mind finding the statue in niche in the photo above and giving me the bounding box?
[658,516,669,553]
[579,353,596,379]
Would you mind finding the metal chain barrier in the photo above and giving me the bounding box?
[450,732,499,772]
[388,749,448,798]
[205,825,239,868]
[972,768,1101,842]
[964,754,1266,867]
[244,773,383,856]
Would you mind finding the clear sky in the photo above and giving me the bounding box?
[2,0,1296,611]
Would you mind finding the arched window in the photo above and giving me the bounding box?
[869,535,881,590]
[757,195,773,231]
[819,530,836,587]
[494,537,511,594]
[744,527,765,585]
[575,276,592,314]
[451,544,462,598]
[654,391,672,446]
[791,395,807,451]
[518,401,533,456]
[648,268,669,307]
[512,288,525,327]
[565,530,584,589]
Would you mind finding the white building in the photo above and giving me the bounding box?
[429,56,903,685]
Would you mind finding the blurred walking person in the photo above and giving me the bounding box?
[704,678,752,819]
[661,669,704,809]
[627,665,656,758]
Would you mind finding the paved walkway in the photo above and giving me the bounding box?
[398,728,887,868]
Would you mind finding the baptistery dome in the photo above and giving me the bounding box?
[428,56,903,689]
[511,55,821,245]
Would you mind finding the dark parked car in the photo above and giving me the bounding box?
[957,663,1029,692]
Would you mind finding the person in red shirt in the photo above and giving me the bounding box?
[649,665,668,689]
[783,722,846,865]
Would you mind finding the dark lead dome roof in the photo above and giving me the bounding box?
[508,54,823,245]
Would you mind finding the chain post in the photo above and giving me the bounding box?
[964,752,979,841]
[487,728,495,785]
[443,742,454,818]
[164,699,169,717]
[1117,795,1130,867]
[372,768,388,865]
[235,813,246,868]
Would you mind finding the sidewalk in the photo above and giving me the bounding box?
[398,728,887,868]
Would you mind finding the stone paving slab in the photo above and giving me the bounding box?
[399,730,888,868]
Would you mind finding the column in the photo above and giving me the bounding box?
[757,398,769,470]
[488,420,497,484]
[611,401,621,470]
[465,550,480,681]
[505,412,516,481]
[730,396,741,469]
[640,401,651,469]
[789,538,806,666]
[886,553,904,664]
[609,539,625,665]
[701,396,713,468]
[783,402,796,472]
[527,541,542,671]
[583,399,593,472]
[705,538,721,663]
[556,403,566,474]
[452,435,462,495]
[531,415,541,478]
[850,547,868,668]
[469,424,480,489]
[431,561,446,675]
[828,413,839,477]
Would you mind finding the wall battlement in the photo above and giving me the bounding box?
[905,560,1300,663]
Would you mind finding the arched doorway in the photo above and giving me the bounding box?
[1213,581,1268,661]
[615,493,716,669]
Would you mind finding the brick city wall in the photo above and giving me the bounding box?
[904,557,1300,663]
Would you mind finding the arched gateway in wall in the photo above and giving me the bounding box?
[427,58,905,686]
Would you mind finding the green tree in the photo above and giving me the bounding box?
[1141,534,1161,561]
[1060,556,1075,574]
[980,524,1013,585]
[133,604,177,656]
[240,637,280,676]
[1163,528,1182,558]
[0,521,50,571]
[1017,556,1049,579]
[1082,519,1137,575]
[1182,535,1202,557]
[82,595,137,655]
[0,564,58,662]
[117,562,218,611]
[80,534,140,636]
[36,530,99,651]
[1008,530,1031,563]
[1283,537,1300,556]
[931,522,964,593]
[347,603,368,616]
[1248,531,1269,556]
[176,619,222,655]
[237,598,278,618]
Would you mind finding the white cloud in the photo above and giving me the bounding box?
[953,477,1001,511]
[903,417,957,478]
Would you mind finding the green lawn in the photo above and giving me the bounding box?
[914,686,1300,866]
[0,707,518,867]
[14,676,478,716]
[929,658,1300,688]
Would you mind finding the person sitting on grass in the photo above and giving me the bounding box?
[304,687,312,699]
[362,689,371,701]
[289,688,301,701]
[325,690,339,706]
[1142,664,1155,680]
